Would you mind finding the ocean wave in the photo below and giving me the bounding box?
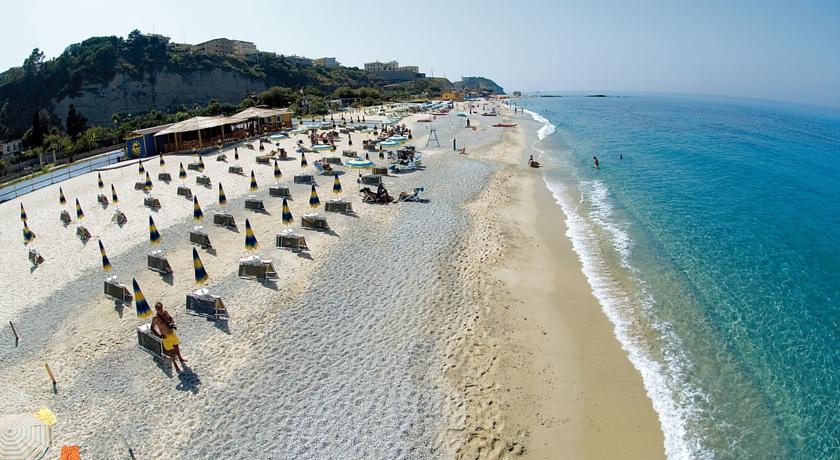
[523,109,557,140]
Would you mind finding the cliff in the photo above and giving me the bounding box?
[453,76,504,94]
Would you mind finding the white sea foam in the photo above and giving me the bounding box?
[521,108,711,459]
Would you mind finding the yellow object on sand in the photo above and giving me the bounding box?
[162,332,180,351]
[33,407,57,426]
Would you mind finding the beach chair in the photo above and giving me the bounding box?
[60,210,71,224]
[325,199,354,214]
[238,256,278,280]
[269,185,291,198]
[177,186,193,199]
[187,162,202,171]
[244,196,267,213]
[294,174,314,185]
[324,156,342,165]
[28,248,45,266]
[213,212,236,229]
[158,172,172,182]
[104,276,132,304]
[216,153,227,162]
[372,166,388,176]
[276,229,309,251]
[189,226,212,249]
[97,193,109,206]
[398,187,426,202]
[76,225,91,241]
[302,213,330,231]
[147,250,173,275]
[134,181,146,190]
[342,150,357,158]
[186,288,228,320]
[136,323,168,362]
[196,174,212,187]
[256,155,272,165]
[229,165,244,174]
[112,209,127,225]
[361,174,383,186]
[144,196,161,209]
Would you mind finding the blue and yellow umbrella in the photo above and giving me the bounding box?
[59,187,67,205]
[244,218,258,250]
[111,184,119,205]
[332,173,342,194]
[19,203,27,222]
[281,198,293,226]
[138,161,145,176]
[132,278,152,318]
[250,170,258,191]
[309,184,320,208]
[149,215,161,245]
[234,148,239,161]
[300,152,308,168]
[193,196,204,221]
[75,198,85,219]
[179,163,187,180]
[98,240,112,271]
[159,154,165,167]
[218,182,227,205]
[193,247,208,284]
[198,156,205,172]
[22,221,35,244]
[144,171,153,191]
[97,172,104,189]
[274,160,281,181]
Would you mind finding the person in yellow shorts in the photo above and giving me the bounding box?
[151,302,188,371]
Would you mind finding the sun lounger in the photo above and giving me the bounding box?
[245,196,266,212]
[144,196,161,209]
[187,162,202,171]
[196,174,211,187]
[158,172,172,182]
[238,255,278,280]
[186,288,228,320]
[302,213,330,230]
[134,181,146,190]
[60,210,71,224]
[147,250,172,274]
[104,276,132,304]
[276,229,308,250]
[372,166,388,176]
[398,187,426,202]
[294,174,314,184]
[28,248,44,266]
[256,155,272,164]
[136,323,167,362]
[229,165,244,174]
[177,186,193,199]
[213,212,236,229]
[269,185,291,197]
[112,209,127,225]
[324,156,342,165]
[97,193,109,205]
[325,199,354,214]
[342,150,358,158]
[189,226,212,249]
[361,174,383,186]
[76,225,91,241]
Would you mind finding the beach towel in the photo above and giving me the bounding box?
[60,445,80,460]
[162,332,180,351]
[33,407,57,426]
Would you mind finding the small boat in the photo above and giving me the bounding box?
[493,123,518,128]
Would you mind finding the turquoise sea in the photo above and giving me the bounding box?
[517,95,839,459]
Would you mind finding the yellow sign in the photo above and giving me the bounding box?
[131,140,142,156]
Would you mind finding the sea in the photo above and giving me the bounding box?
[515,94,839,459]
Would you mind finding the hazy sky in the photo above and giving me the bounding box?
[2,0,839,108]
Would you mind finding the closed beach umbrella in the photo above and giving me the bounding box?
[198,156,205,172]
[193,196,204,221]
[138,161,145,176]
[250,170,258,191]
[378,150,384,160]
[218,183,227,205]
[144,171,153,191]
[244,218,258,250]
[59,188,66,205]
[179,163,187,180]
[19,203,27,222]
[234,148,239,161]
[98,240,112,271]
[22,221,35,245]
[132,278,152,318]
[192,247,208,284]
[0,413,51,460]
[149,216,161,245]
[274,160,281,181]
[332,173,342,194]
[300,153,308,168]
[159,154,165,167]
[111,184,119,205]
[97,173,104,189]
[281,198,293,225]
[75,198,84,220]
[309,184,320,208]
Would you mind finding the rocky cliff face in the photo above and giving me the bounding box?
[52,69,266,125]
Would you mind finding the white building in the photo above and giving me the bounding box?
[192,38,258,57]
[364,60,399,72]
[1,139,22,158]
[313,57,340,68]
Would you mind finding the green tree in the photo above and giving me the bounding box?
[66,104,88,140]
[259,86,296,108]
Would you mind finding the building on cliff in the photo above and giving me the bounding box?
[192,38,258,57]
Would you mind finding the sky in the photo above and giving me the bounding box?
[2,0,839,108]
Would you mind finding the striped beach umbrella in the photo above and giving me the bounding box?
[149,216,161,245]
[281,198,293,226]
[250,170,258,191]
[59,187,66,205]
[138,160,145,176]
[132,278,152,318]
[309,184,320,208]
[98,240,112,271]
[22,221,35,245]
[218,183,227,205]
[198,156,205,172]
[192,247,208,284]
[75,198,85,220]
[111,184,119,205]
[244,218,258,250]
[332,173,342,194]
[19,203,27,222]
[159,154,165,167]
[97,172,104,189]
[179,163,187,180]
[0,413,51,460]
[193,196,204,221]
[300,152,308,168]
[144,172,153,191]
[274,160,281,181]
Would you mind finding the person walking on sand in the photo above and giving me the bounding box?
[593,156,600,168]
[151,302,187,371]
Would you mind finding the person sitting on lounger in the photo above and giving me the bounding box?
[151,302,187,371]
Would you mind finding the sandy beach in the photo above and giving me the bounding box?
[0,103,663,458]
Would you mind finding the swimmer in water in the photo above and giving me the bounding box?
[593,156,600,168]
